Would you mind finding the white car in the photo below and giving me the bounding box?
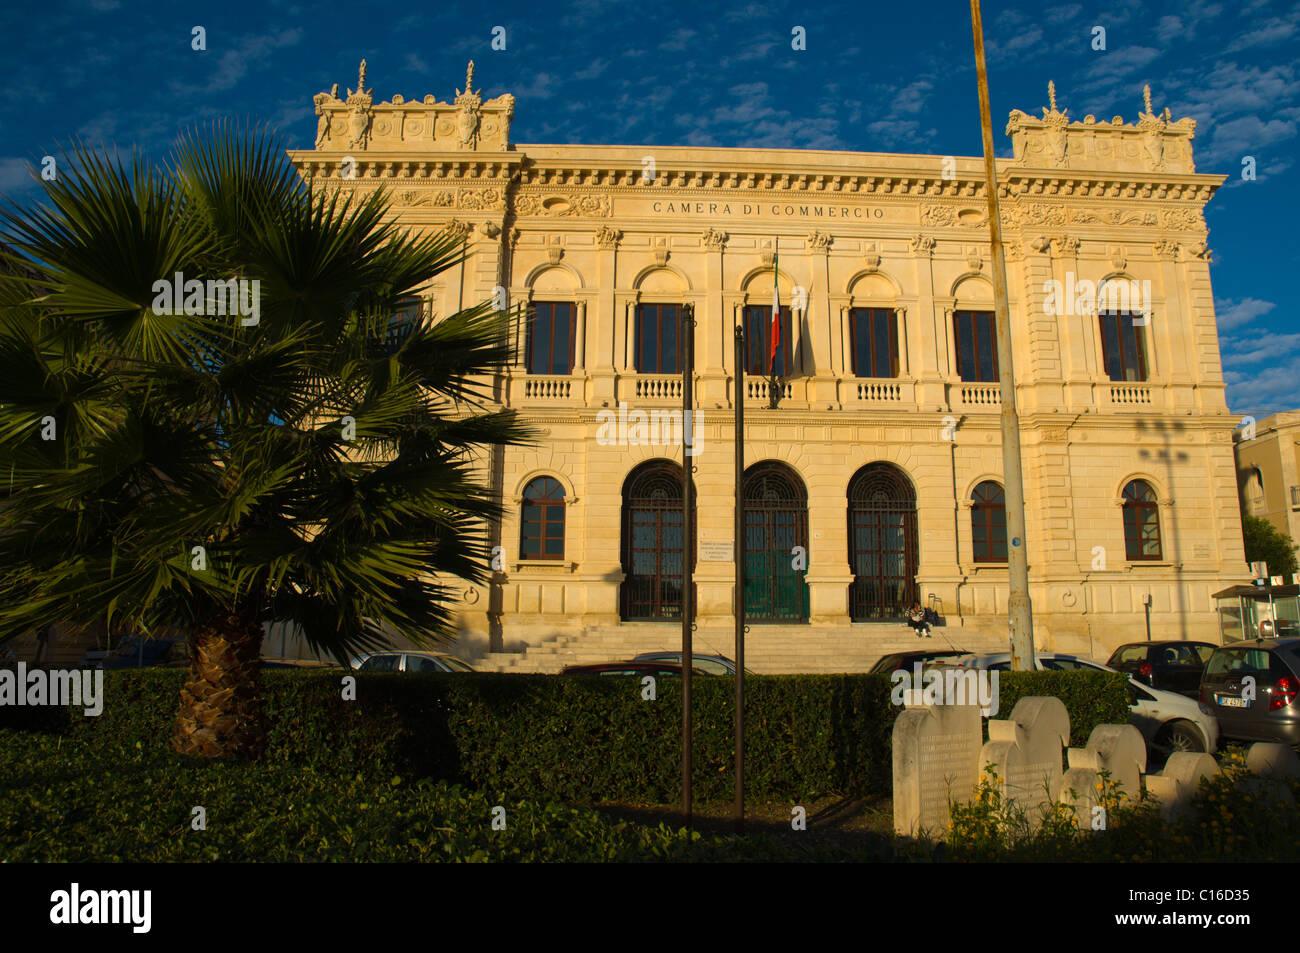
[349,651,477,672]
[939,651,1218,759]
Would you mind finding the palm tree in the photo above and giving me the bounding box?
[0,125,530,758]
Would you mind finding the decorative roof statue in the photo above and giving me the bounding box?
[1138,84,1167,170]
[1041,80,1069,167]
[345,60,374,151]
[455,60,483,150]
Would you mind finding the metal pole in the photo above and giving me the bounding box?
[1144,598,1152,642]
[734,324,746,833]
[681,305,695,826]
[971,0,1035,671]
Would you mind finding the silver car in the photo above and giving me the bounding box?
[350,651,477,673]
[941,651,1218,759]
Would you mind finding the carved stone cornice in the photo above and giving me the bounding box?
[909,235,936,257]
[443,218,472,242]
[1055,235,1081,257]
[1005,81,1198,175]
[701,227,728,250]
[863,243,881,271]
[595,225,622,249]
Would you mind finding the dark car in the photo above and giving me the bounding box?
[83,636,183,669]
[632,651,754,675]
[1199,638,1300,747]
[560,660,710,677]
[1106,641,1215,697]
[868,650,970,675]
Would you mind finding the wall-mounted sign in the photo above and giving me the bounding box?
[700,541,733,561]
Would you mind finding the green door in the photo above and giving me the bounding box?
[742,464,809,622]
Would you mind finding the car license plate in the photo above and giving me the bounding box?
[1217,695,1249,708]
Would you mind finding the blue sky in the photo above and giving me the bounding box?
[1,0,1296,416]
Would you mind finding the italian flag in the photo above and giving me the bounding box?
[769,242,780,374]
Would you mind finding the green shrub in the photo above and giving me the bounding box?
[33,667,1129,804]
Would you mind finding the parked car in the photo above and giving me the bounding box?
[940,651,1217,759]
[869,650,970,675]
[81,636,183,669]
[632,651,753,675]
[941,652,1106,672]
[1199,638,1300,747]
[350,651,477,672]
[1105,641,1216,697]
[560,660,711,677]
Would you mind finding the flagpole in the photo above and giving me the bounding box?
[971,0,1035,670]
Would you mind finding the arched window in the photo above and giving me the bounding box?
[1244,467,1265,516]
[520,477,566,560]
[621,462,695,620]
[1122,479,1162,561]
[971,481,1007,563]
[744,462,809,622]
[847,463,918,620]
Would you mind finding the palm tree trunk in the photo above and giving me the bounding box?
[171,608,265,758]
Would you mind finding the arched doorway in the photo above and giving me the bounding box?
[743,462,809,622]
[848,463,918,621]
[620,461,696,621]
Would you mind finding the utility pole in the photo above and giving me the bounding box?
[971,0,1035,670]
[681,304,695,826]
[733,324,746,833]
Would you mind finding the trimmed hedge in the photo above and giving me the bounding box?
[18,667,1131,803]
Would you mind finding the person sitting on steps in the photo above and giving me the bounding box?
[906,601,931,638]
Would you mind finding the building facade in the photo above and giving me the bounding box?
[1233,410,1300,549]
[288,63,1249,671]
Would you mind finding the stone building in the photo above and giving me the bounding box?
[288,64,1249,672]
[1233,411,1300,550]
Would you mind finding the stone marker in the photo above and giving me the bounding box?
[1245,742,1300,779]
[1239,742,1300,808]
[1144,751,1218,820]
[892,694,983,837]
[1060,723,1146,828]
[979,696,1069,827]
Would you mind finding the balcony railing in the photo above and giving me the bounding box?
[958,383,1001,407]
[1109,384,1152,406]
[855,380,904,402]
[745,377,793,402]
[522,376,573,400]
[633,375,684,401]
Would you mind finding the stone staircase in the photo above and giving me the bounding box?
[475,619,1010,674]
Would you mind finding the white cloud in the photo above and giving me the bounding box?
[1224,14,1299,52]
[1085,45,1161,78]
[171,28,303,96]
[1216,297,1276,329]
[1225,353,1300,416]
[0,157,36,194]
[659,28,696,52]
[1222,331,1300,368]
